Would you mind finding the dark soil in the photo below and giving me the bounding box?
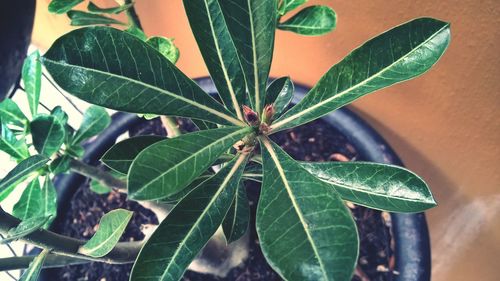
[51,117,393,281]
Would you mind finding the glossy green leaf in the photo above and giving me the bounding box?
[184,0,246,119]
[49,155,71,174]
[0,155,49,202]
[278,0,307,16]
[13,179,43,220]
[42,27,243,126]
[147,36,180,64]
[0,99,27,128]
[67,10,126,26]
[66,144,85,158]
[0,216,52,244]
[265,77,294,118]
[258,138,358,281]
[241,163,262,182]
[19,248,49,281]
[126,25,147,41]
[102,135,165,174]
[30,115,65,156]
[90,180,112,194]
[41,176,58,224]
[220,0,278,113]
[0,122,29,160]
[192,118,217,131]
[22,50,42,117]
[87,1,133,14]
[50,106,69,126]
[128,126,252,200]
[79,209,133,257]
[130,155,247,281]
[222,182,249,243]
[48,0,83,14]
[278,6,336,36]
[72,105,110,144]
[159,172,213,204]
[301,161,436,212]
[272,18,451,132]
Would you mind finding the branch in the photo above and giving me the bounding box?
[125,0,143,30]
[0,207,142,264]
[160,116,182,137]
[69,159,126,192]
[0,254,94,271]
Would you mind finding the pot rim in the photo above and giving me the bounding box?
[38,77,431,281]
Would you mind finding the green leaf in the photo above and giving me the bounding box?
[130,155,247,281]
[49,155,72,174]
[48,0,83,14]
[50,106,69,126]
[220,0,278,113]
[265,77,294,118]
[30,115,66,156]
[42,27,243,126]
[72,105,110,144]
[41,176,58,224]
[128,126,252,200]
[272,18,451,132]
[278,6,336,36]
[222,182,249,243]
[78,209,133,257]
[87,1,133,14]
[192,118,217,131]
[0,155,49,202]
[184,0,246,119]
[159,172,213,204]
[102,135,165,174]
[126,25,147,41]
[0,122,29,160]
[13,179,43,220]
[0,98,28,128]
[67,10,126,26]
[242,163,263,182]
[66,144,85,158]
[146,36,180,64]
[258,138,358,281]
[19,248,49,281]
[22,50,42,117]
[0,216,52,244]
[301,161,436,212]
[278,0,307,16]
[90,180,112,194]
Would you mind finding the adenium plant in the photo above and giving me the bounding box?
[0,0,451,280]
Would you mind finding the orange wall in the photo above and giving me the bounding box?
[33,1,499,280]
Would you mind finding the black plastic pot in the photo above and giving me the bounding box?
[38,77,431,281]
[0,0,36,101]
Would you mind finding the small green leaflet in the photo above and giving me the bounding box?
[79,209,133,257]
[0,98,28,128]
[184,0,246,119]
[22,50,42,117]
[302,161,436,212]
[222,182,250,243]
[87,1,133,14]
[67,10,126,26]
[13,179,43,220]
[278,6,337,36]
[0,216,52,244]
[278,0,307,16]
[72,106,111,145]
[19,248,50,281]
[265,77,294,118]
[219,0,278,113]
[147,37,180,64]
[126,25,147,41]
[0,122,29,160]
[258,138,358,281]
[90,180,112,194]
[48,0,83,14]
[130,155,247,281]
[271,18,451,132]
[0,155,49,202]
[102,135,165,174]
[30,115,66,156]
[42,26,243,126]
[49,155,72,174]
[128,126,252,200]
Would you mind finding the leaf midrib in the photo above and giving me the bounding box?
[132,127,251,199]
[42,59,245,126]
[261,138,328,280]
[247,0,261,113]
[160,153,247,280]
[271,23,450,130]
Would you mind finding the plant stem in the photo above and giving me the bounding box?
[0,254,93,271]
[68,159,126,192]
[125,0,143,30]
[0,207,141,265]
[160,116,182,137]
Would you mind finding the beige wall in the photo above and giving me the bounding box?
[33,1,500,280]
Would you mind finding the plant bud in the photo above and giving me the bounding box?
[262,104,275,124]
[242,105,259,125]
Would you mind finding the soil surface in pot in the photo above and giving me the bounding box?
[51,118,394,281]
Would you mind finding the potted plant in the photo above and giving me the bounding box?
[0,0,450,280]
